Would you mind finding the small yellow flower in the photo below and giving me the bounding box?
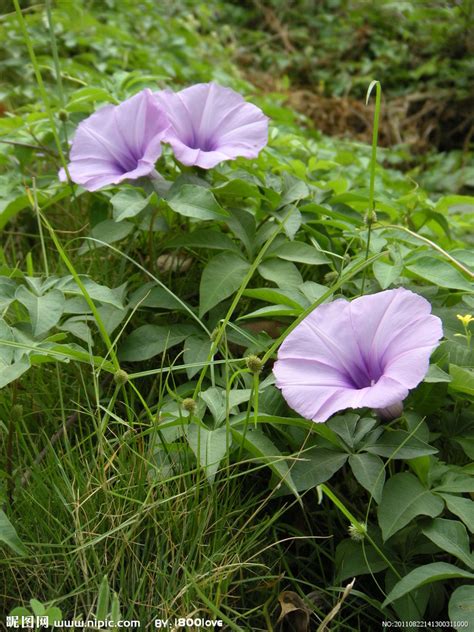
[457,314,474,327]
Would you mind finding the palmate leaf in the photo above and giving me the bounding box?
[186,424,228,484]
[0,356,31,389]
[365,430,438,459]
[15,287,65,337]
[440,494,474,533]
[269,241,329,265]
[336,539,389,582]
[349,452,385,503]
[118,324,195,361]
[111,188,152,221]
[382,563,474,607]
[288,447,348,493]
[231,427,299,497]
[406,257,473,292]
[377,472,444,541]
[199,252,251,317]
[167,184,229,221]
[422,518,474,569]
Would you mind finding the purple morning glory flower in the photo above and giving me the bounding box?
[154,82,269,169]
[273,288,443,422]
[59,89,169,191]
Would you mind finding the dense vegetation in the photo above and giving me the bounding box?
[0,1,473,630]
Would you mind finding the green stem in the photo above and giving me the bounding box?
[320,484,400,579]
[30,179,49,276]
[45,0,64,106]
[192,206,294,399]
[40,213,120,371]
[13,0,70,178]
[361,80,382,296]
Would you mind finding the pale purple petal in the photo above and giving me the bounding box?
[154,82,269,169]
[59,89,169,191]
[274,288,443,423]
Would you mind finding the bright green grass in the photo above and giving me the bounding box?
[0,357,380,629]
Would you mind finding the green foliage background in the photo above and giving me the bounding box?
[0,1,473,629]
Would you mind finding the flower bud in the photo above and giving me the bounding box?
[246,355,263,374]
[114,369,129,386]
[58,109,69,122]
[377,401,403,421]
[182,398,197,414]
[324,271,338,284]
[364,209,377,225]
[348,522,367,541]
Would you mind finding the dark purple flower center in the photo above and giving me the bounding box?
[185,131,217,152]
[349,357,384,390]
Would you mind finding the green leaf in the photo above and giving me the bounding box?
[240,304,300,320]
[449,585,474,627]
[186,424,228,484]
[441,494,474,533]
[269,241,329,265]
[373,259,402,290]
[199,253,251,317]
[0,277,17,310]
[183,336,212,378]
[243,287,306,309]
[434,473,474,494]
[289,447,348,493]
[15,287,65,337]
[0,510,27,556]
[66,86,114,110]
[258,258,303,287]
[111,188,151,221]
[453,437,474,460]
[349,453,385,503]
[59,317,93,345]
[280,175,309,206]
[212,178,260,199]
[58,277,125,309]
[365,430,438,459]
[231,413,314,433]
[9,607,31,617]
[165,229,239,253]
[167,185,229,220]
[129,283,184,311]
[424,364,452,383]
[110,592,121,629]
[449,365,474,397]
[97,304,128,336]
[96,576,110,621]
[200,387,227,424]
[231,427,299,497]
[336,539,389,582]
[29,599,45,617]
[422,519,474,569]
[226,208,256,256]
[327,413,360,449]
[378,472,444,541]
[382,563,474,607]
[406,257,473,292]
[118,324,195,361]
[0,318,15,365]
[45,607,62,625]
[274,204,302,240]
[79,220,134,255]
